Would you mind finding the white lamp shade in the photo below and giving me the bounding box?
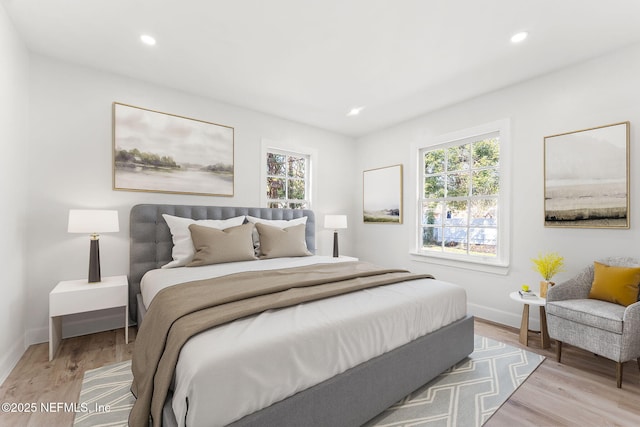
[324,214,347,229]
[68,209,120,234]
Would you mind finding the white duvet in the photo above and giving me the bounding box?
[140,256,467,427]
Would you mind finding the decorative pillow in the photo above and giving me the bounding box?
[186,223,256,267]
[162,214,245,268]
[254,223,312,259]
[589,261,640,306]
[245,216,307,255]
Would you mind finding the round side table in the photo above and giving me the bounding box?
[509,291,550,349]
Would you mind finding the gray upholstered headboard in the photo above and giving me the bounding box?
[128,204,316,322]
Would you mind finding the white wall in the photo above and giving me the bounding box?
[0,6,29,383]
[15,23,640,357]
[354,43,640,330]
[25,55,357,344]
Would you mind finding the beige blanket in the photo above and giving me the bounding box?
[129,261,433,427]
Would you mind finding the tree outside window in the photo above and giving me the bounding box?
[266,151,310,209]
[420,135,500,258]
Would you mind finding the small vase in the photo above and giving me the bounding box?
[540,280,554,298]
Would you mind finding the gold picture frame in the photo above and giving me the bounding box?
[363,164,403,224]
[544,121,630,228]
[112,102,234,196]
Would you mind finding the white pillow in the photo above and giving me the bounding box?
[245,216,308,256]
[162,214,246,268]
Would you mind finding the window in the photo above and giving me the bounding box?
[416,120,509,267]
[265,149,310,209]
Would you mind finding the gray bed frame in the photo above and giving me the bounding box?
[129,204,474,427]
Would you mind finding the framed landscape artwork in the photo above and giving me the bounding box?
[363,164,403,223]
[544,121,629,228]
[112,102,234,196]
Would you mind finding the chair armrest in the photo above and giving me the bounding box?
[622,301,640,360]
[546,265,594,302]
[623,301,640,324]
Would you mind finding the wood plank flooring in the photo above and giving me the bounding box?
[477,319,640,427]
[0,327,135,427]
[0,319,638,427]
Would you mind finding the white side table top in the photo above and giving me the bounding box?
[509,290,546,306]
[324,255,358,262]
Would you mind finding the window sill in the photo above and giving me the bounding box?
[409,251,510,275]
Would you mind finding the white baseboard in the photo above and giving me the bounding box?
[468,302,543,331]
[0,336,27,386]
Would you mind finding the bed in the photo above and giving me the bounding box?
[128,204,474,427]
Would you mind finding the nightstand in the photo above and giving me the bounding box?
[49,275,128,361]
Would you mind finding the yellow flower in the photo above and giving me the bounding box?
[531,252,565,281]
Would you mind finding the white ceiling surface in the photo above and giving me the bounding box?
[4,0,640,137]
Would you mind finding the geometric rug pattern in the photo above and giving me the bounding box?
[73,360,135,427]
[74,335,543,427]
[365,335,545,427]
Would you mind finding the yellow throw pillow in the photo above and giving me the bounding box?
[589,261,640,306]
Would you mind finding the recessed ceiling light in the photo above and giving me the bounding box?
[140,34,157,46]
[347,106,364,116]
[510,32,528,44]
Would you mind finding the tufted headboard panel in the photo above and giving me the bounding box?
[129,204,316,321]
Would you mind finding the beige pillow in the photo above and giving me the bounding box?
[255,223,312,259]
[186,223,256,267]
[245,215,308,256]
[161,214,245,268]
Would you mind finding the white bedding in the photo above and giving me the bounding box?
[140,256,467,427]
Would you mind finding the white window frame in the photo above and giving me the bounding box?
[260,139,316,209]
[412,119,511,271]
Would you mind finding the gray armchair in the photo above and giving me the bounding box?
[546,257,640,388]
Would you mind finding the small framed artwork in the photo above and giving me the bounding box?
[363,164,403,223]
[544,121,630,228]
[113,102,234,196]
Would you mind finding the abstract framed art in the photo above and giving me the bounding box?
[544,121,629,228]
[112,102,234,196]
[363,164,403,223]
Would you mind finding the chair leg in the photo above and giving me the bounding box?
[616,362,623,388]
[556,341,562,363]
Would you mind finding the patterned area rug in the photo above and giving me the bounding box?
[73,360,135,427]
[74,335,543,427]
[365,335,545,426]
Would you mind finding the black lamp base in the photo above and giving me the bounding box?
[333,231,339,258]
[88,238,101,283]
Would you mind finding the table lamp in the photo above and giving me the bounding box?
[68,209,119,283]
[324,214,347,257]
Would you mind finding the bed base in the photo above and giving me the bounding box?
[161,314,474,427]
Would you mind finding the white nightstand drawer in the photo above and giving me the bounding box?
[49,275,128,360]
[50,277,127,316]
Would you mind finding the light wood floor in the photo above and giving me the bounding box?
[0,327,136,427]
[0,319,638,427]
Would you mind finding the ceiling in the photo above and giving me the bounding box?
[4,0,640,137]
